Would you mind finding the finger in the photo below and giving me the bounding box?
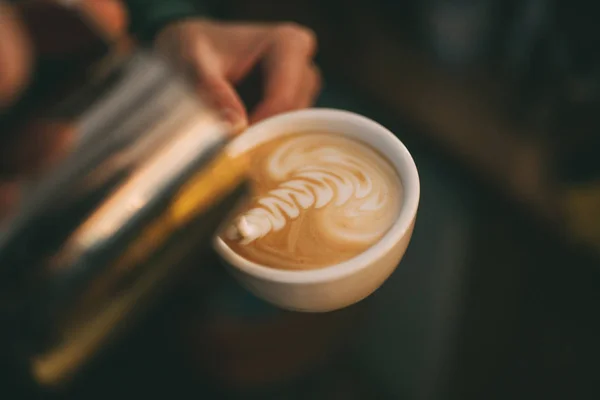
[250,64,319,123]
[295,64,322,109]
[199,76,248,133]
[250,24,317,123]
[80,0,128,39]
[0,1,33,109]
[190,43,248,133]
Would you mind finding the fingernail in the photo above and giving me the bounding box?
[221,108,247,134]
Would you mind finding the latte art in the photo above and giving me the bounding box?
[222,132,402,270]
[229,138,390,243]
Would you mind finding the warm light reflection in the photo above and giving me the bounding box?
[31,151,248,386]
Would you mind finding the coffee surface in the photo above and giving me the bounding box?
[221,132,402,270]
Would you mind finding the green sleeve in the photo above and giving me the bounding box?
[123,0,208,42]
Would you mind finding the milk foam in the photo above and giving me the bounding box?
[227,134,401,253]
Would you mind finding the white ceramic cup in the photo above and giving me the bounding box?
[213,108,420,312]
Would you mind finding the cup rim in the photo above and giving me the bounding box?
[213,108,420,284]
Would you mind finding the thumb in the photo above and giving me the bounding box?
[199,75,247,133]
[0,1,33,109]
[190,47,248,133]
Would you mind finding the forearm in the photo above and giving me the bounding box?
[123,0,207,42]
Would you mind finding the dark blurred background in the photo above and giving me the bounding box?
[6,0,600,399]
